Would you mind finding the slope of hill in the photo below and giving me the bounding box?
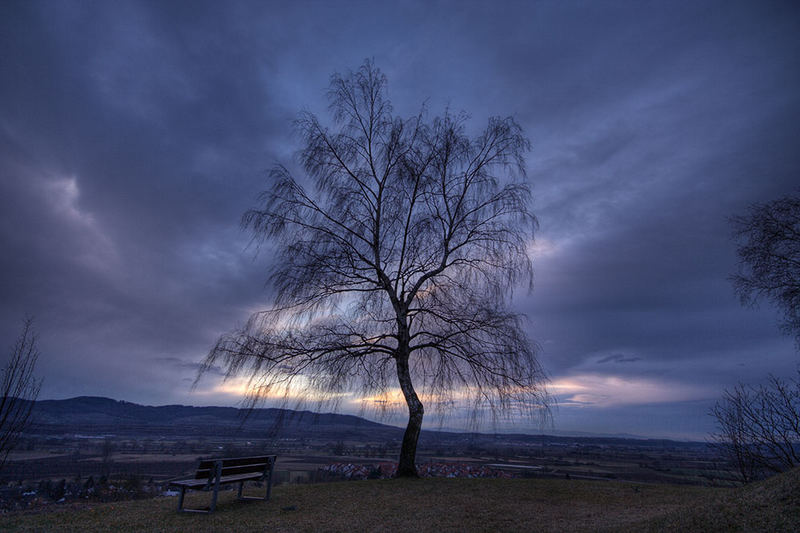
[4,472,798,532]
[634,466,800,532]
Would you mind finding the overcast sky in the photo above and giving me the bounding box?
[1,0,798,439]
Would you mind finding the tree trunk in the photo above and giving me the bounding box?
[395,349,423,478]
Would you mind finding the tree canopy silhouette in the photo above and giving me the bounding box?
[200,61,549,477]
[731,194,800,346]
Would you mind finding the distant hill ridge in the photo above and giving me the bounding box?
[26,396,706,447]
[28,396,399,439]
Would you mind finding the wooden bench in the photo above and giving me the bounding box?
[168,455,277,513]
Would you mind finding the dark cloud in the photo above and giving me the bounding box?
[1,0,798,437]
[596,354,642,365]
[153,356,223,377]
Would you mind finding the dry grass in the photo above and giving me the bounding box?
[1,470,798,532]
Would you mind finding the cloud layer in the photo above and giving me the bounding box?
[1,0,798,438]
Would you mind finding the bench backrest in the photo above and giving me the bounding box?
[194,455,276,480]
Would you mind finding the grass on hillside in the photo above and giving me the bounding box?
[2,470,798,532]
[641,466,800,532]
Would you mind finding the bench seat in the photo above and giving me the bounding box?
[171,471,265,489]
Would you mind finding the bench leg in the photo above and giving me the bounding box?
[175,487,216,514]
[208,460,222,513]
[210,486,219,513]
[237,481,244,499]
[265,461,274,501]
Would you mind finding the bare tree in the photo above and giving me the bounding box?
[731,194,800,346]
[1,318,42,471]
[200,61,549,477]
[710,373,800,483]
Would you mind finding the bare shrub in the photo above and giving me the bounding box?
[1,318,42,471]
[710,373,800,482]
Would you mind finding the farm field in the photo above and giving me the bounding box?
[0,436,736,490]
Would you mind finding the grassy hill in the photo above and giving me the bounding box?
[2,470,798,532]
[641,465,800,532]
